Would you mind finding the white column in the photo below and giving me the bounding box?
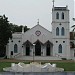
[66,40,70,59]
[33,44,35,62]
[41,45,43,56]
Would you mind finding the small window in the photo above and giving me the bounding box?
[63,41,65,43]
[59,23,62,25]
[11,51,13,55]
[11,40,13,42]
[62,12,64,19]
[58,44,62,53]
[56,12,59,19]
[56,27,59,36]
[14,44,18,53]
[18,40,20,42]
[56,41,58,43]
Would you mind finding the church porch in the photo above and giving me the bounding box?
[22,40,53,57]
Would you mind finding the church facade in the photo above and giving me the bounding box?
[6,6,75,60]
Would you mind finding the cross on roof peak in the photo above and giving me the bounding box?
[37,19,39,25]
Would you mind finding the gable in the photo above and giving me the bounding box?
[22,25,52,44]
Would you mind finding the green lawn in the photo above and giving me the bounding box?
[0,62,11,72]
[0,62,75,72]
[51,62,75,71]
[0,62,30,72]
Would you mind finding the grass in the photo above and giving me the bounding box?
[0,62,11,72]
[39,62,75,71]
[51,62,75,71]
[0,60,75,72]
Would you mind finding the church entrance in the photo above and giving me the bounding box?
[26,43,30,56]
[35,41,41,56]
[46,43,51,56]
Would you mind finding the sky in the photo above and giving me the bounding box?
[0,0,74,31]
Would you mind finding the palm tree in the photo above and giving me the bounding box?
[71,25,75,31]
[71,18,75,41]
[71,18,75,31]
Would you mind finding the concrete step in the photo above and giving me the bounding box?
[15,56,62,60]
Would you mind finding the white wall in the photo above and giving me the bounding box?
[52,7,70,59]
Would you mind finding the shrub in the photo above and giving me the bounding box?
[61,58,67,60]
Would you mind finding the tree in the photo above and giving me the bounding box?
[9,23,30,33]
[71,18,75,31]
[0,15,30,57]
[0,15,12,57]
[71,25,75,31]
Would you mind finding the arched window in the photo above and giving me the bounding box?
[58,44,62,53]
[61,27,65,36]
[56,12,59,19]
[14,44,18,53]
[62,12,64,19]
[56,27,59,36]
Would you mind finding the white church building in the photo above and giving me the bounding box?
[6,5,75,60]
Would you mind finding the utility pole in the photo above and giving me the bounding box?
[33,44,35,62]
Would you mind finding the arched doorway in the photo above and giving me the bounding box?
[26,43,30,56]
[35,41,41,56]
[46,43,51,56]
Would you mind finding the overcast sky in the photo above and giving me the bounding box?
[0,0,74,31]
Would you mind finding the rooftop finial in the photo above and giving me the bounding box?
[52,0,55,7]
[37,19,39,25]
